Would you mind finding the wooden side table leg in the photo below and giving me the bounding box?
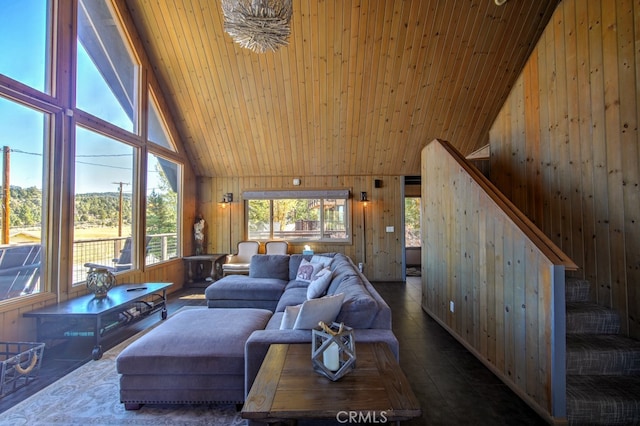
[207,260,216,281]
[187,260,194,283]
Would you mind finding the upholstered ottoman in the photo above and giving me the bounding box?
[116,308,272,410]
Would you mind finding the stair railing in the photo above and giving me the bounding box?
[421,139,577,423]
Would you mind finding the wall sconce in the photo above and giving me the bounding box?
[221,192,233,207]
[360,191,368,207]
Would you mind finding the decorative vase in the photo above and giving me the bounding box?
[86,268,116,298]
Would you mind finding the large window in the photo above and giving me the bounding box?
[145,154,180,266]
[0,0,52,93]
[147,90,176,151]
[72,127,135,285]
[76,0,139,133]
[0,96,48,302]
[246,190,350,242]
[0,1,185,306]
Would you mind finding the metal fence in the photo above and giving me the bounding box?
[72,233,178,283]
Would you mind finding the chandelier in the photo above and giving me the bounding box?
[222,0,293,53]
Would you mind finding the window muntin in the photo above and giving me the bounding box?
[0,0,52,93]
[72,126,135,285]
[246,192,350,242]
[147,90,176,151]
[76,0,138,133]
[0,96,48,302]
[145,153,180,266]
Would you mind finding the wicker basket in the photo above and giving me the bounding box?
[0,341,45,398]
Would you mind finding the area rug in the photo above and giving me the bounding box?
[0,307,246,426]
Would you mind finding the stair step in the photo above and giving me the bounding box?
[566,302,621,335]
[567,375,640,425]
[567,334,640,375]
[565,277,591,303]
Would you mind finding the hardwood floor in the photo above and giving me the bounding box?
[0,278,546,425]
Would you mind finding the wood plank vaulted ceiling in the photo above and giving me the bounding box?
[125,0,560,178]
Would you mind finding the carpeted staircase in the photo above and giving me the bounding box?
[566,278,640,425]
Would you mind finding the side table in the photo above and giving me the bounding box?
[242,342,421,424]
[183,254,227,284]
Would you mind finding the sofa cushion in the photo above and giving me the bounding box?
[311,254,334,267]
[265,311,285,330]
[205,275,286,302]
[284,279,308,290]
[306,267,332,299]
[116,308,272,375]
[333,275,379,328]
[275,287,308,312]
[249,254,290,280]
[290,293,345,330]
[325,254,359,294]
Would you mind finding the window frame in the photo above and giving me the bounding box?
[0,92,56,303]
[0,0,188,310]
[145,151,182,266]
[244,190,352,243]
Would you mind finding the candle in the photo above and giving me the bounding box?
[323,342,340,371]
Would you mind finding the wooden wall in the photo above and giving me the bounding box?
[422,139,574,422]
[198,175,405,282]
[489,0,640,337]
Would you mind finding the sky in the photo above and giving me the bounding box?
[0,0,164,195]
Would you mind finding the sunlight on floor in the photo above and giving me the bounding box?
[179,294,206,300]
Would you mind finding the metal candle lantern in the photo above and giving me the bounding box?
[312,322,356,381]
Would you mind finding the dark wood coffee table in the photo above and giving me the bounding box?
[242,342,421,424]
[24,283,171,360]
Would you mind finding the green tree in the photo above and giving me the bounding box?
[146,163,177,235]
[405,197,421,247]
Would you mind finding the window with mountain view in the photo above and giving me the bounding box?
[72,127,136,285]
[145,154,180,266]
[0,0,185,304]
[0,96,48,301]
[0,1,50,302]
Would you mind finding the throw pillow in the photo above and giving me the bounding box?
[280,304,301,330]
[293,293,345,330]
[306,267,333,299]
[296,258,323,283]
[311,255,333,267]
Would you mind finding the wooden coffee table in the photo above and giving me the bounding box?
[242,342,421,424]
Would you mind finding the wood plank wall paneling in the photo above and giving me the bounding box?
[197,175,404,282]
[489,0,640,338]
[422,139,567,421]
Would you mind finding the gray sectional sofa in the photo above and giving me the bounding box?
[205,253,399,391]
[117,252,398,409]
